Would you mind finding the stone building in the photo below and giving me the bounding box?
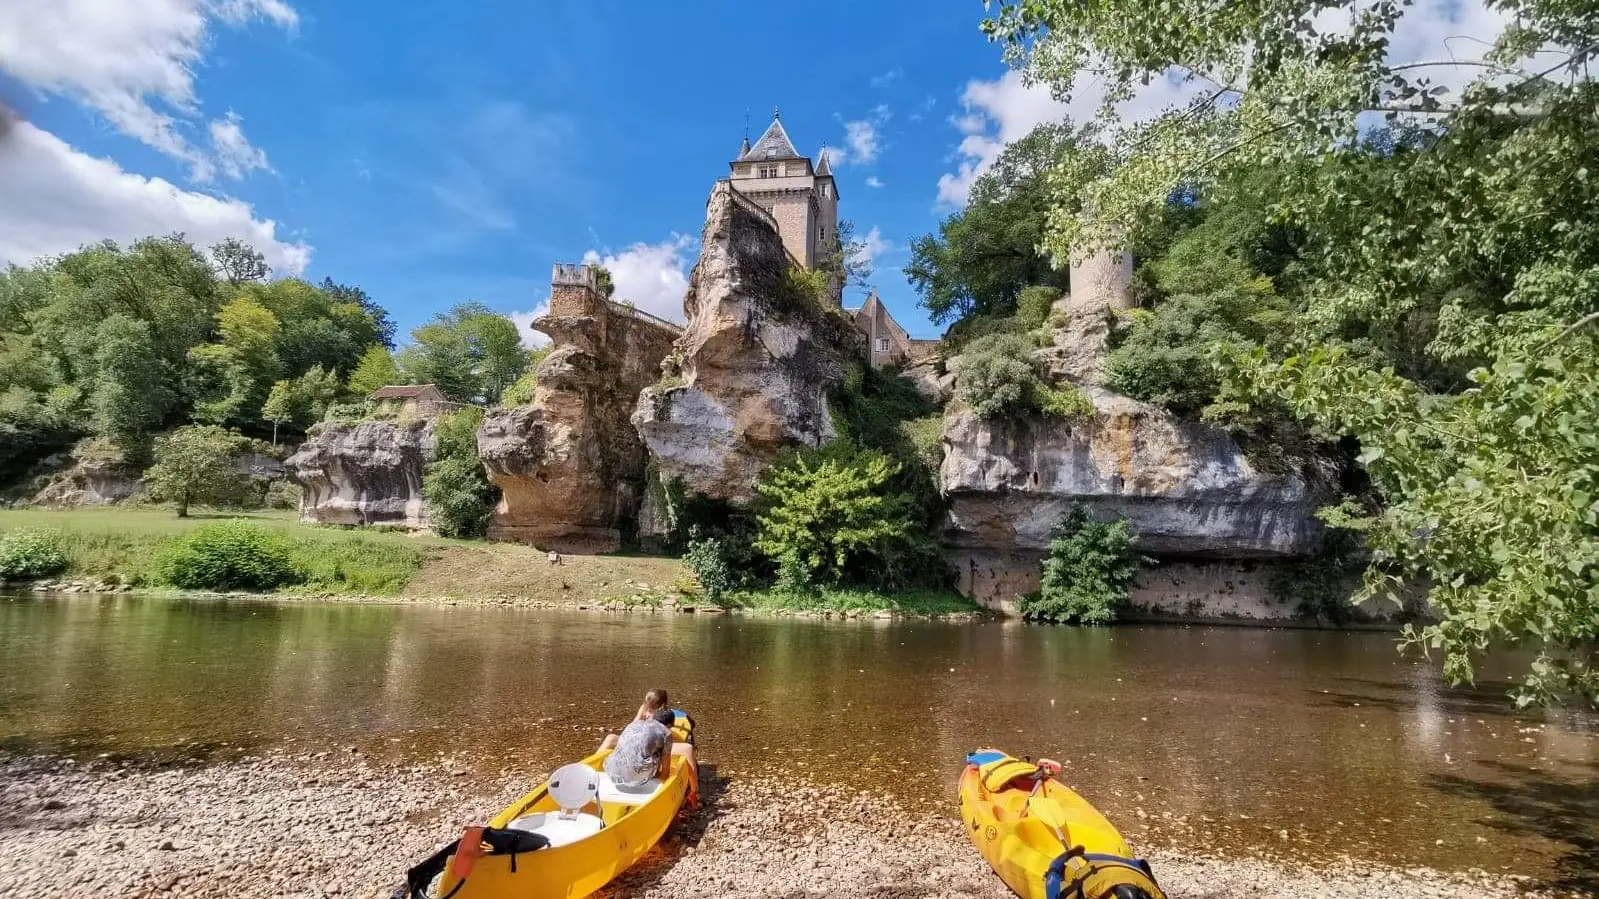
[729,111,927,366]
[728,112,839,277]
[368,384,453,417]
[850,290,940,369]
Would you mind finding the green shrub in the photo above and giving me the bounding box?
[153,521,302,591]
[1015,286,1062,331]
[683,537,735,602]
[956,334,1039,419]
[422,408,499,539]
[264,480,302,510]
[753,443,939,590]
[0,529,69,581]
[1020,507,1145,624]
[1035,383,1096,419]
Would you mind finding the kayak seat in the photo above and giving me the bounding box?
[597,772,663,805]
[506,811,604,848]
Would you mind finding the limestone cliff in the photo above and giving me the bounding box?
[632,181,862,505]
[286,419,434,529]
[477,265,681,552]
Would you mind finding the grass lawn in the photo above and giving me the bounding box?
[0,507,978,615]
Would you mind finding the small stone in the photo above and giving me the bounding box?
[158,840,176,851]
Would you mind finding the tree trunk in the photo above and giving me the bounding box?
[177,492,189,518]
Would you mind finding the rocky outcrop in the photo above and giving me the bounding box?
[286,419,434,529]
[477,265,681,553]
[942,393,1329,610]
[633,181,862,505]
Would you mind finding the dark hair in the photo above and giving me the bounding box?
[651,707,676,727]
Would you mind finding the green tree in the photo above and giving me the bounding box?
[497,347,551,406]
[144,425,248,517]
[753,444,928,589]
[985,0,1599,703]
[422,407,499,538]
[397,303,530,405]
[188,296,282,426]
[261,380,302,447]
[90,314,169,453]
[906,123,1097,325]
[320,278,396,349]
[347,345,401,398]
[210,238,270,284]
[1021,507,1145,624]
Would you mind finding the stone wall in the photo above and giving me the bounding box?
[633,181,862,508]
[286,419,435,529]
[477,265,681,552]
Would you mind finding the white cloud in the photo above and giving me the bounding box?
[0,0,297,180]
[581,235,696,325]
[936,69,1195,207]
[849,226,891,270]
[820,144,848,167]
[0,117,310,273]
[209,110,271,179]
[865,176,884,189]
[844,120,881,165]
[508,304,551,349]
[870,68,904,89]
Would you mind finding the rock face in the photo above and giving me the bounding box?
[286,419,434,529]
[633,181,862,506]
[942,395,1328,610]
[477,265,681,553]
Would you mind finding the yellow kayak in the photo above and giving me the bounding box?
[959,750,1166,899]
[398,712,695,899]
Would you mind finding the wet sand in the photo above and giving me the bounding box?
[0,754,1581,899]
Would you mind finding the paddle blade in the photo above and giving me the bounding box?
[1029,796,1068,831]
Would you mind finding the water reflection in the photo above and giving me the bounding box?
[0,594,1594,878]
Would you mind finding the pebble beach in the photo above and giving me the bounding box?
[0,754,1573,899]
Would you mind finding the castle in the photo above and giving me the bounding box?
[724,112,935,368]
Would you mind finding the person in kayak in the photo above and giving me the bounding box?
[598,694,701,805]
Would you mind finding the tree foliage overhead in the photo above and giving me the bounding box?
[984,0,1599,704]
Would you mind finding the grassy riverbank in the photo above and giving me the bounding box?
[0,508,980,617]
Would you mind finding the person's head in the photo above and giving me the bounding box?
[643,689,669,712]
[650,707,676,727]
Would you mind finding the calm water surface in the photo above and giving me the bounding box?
[1,594,1594,886]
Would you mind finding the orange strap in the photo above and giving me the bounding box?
[449,826,486,880]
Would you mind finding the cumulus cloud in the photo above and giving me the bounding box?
[825,105,891,168]
[583,235,696,324]
[0,0,296,180]
[0,117,310,273]
[848,226,891,271]
[507,304,551,349]
[865,176,884,188]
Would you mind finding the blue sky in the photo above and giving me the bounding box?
[0,0,1070,343]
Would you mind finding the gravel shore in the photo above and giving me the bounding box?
[0,754,1568,899]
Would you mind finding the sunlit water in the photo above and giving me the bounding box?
[1,594,1594,884]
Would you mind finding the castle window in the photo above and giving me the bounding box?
[877,337,890,352]
[820,183,829,198]
[758,164,778,178]
[765,147,777,158]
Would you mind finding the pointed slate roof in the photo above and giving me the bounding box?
[741,115,801,161]
[816,150,833,176]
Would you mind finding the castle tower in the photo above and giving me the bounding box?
[727,111,839,284]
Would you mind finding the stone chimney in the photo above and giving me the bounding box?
[549,263,603,318]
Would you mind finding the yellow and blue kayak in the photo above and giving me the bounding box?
[399,711,695,899]
[959,750,1166,899]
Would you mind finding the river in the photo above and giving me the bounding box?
[1,593,1594,887]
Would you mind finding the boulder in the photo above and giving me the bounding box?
[478,270,680,553]
[285,419,434,529]
[633,181,862,506]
